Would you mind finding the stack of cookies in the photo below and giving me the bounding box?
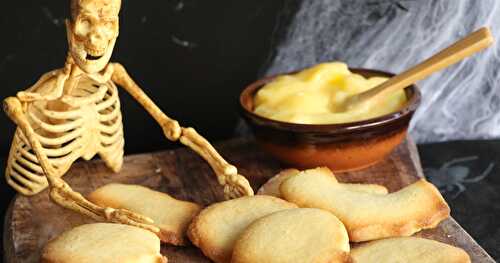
[40,167,470,263]
[188,167,470,263]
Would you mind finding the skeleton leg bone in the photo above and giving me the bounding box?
[111,63,254,198]
[3,96,159,234]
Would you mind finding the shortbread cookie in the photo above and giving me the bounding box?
[280,170,450,242]
[257,167,388,197]
[232,208,351,263]
[351,237,470,263]
[41,223,167,263]
[187,195,297,263]
[88,183,201,245]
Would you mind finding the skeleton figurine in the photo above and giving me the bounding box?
[3,0,253,233]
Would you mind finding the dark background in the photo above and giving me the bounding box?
[0,0,298,155]
[1,0,499,260]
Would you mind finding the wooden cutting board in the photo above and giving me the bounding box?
[3,137,494,262]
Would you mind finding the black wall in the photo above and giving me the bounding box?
[0,0,297,155]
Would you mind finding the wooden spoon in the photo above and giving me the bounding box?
[336,27,494,112]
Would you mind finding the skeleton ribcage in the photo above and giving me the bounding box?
[5,79,124,195]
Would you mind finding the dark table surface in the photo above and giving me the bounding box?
[1,138,499,261]
[417,140,500,260]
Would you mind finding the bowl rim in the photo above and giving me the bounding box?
[239,67,421,134]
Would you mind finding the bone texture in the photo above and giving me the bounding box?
[3,0,252,236]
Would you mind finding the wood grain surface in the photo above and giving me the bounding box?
[3,138,494,262]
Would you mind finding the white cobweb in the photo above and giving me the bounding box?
[263,0,500,143]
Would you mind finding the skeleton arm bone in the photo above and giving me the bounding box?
[3,97,159,233]
[180,128,253,198]
[111,63,254,199]
[111,63,181,141]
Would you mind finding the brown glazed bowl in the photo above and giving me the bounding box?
[239,68,421,172]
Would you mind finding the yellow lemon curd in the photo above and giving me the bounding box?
[253,62,407,124]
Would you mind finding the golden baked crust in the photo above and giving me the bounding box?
[351,237,470,263]
[41,223,167,263]
[257,167,388,197]
[88,183,201,245]
[187,195,297,263]
[280,169,450,242]
[257,168,300,196]
[231,208,351,263]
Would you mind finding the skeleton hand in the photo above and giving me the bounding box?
[219,169,254,199]
[49,179,159,234]
[102,207,159,233]
[180,127,254,199]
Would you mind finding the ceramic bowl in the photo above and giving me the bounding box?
[239,68,421,172]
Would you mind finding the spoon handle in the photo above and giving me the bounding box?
[351,27,494,106]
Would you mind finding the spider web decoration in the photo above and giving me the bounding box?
[263,0,500,143]
[424,156,494,199]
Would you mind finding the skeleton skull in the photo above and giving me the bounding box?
[67,0,121,73]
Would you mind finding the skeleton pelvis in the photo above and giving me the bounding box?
[5,75,124,195]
